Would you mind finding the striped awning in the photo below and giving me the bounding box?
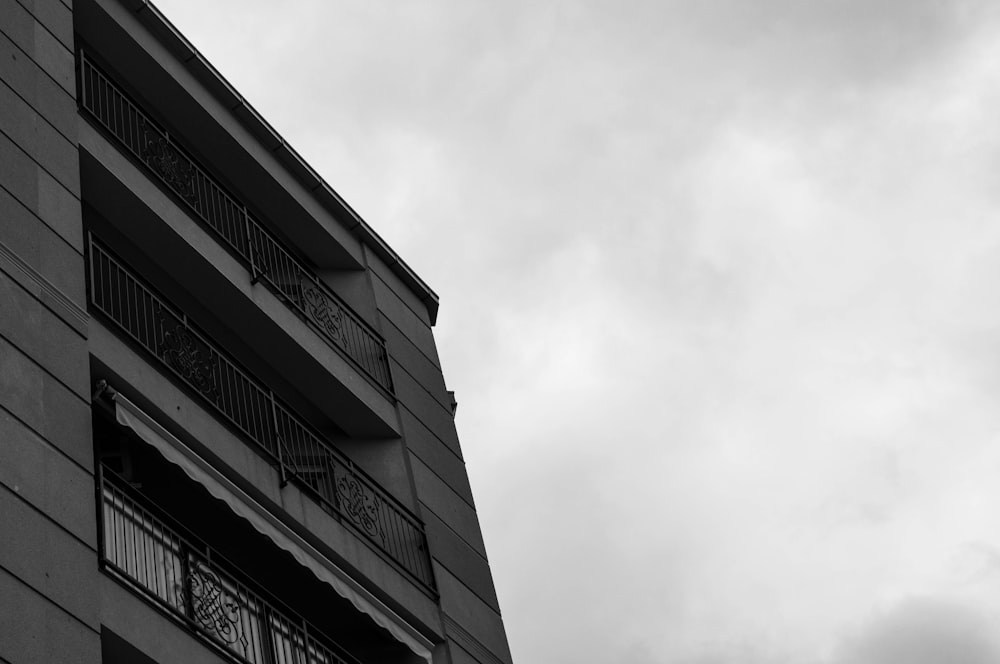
[112,392,434,662]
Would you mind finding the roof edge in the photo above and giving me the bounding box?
[132,0,441,324]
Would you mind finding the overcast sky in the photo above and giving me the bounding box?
[154,1,1000,662]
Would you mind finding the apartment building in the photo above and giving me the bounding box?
[0,1,512,663]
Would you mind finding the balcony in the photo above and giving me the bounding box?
[78,50,393,395]
[88,236,434,590]
[100,468,363,664]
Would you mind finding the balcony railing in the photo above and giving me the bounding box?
[100,469,362,664]
[89,237,435,590]
[78,50,394,394]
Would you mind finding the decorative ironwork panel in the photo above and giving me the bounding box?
[159,311,219,401]
[185,560,250,652]
[302,279,345,344]
[333,465,384,542]
[141,124,199,205]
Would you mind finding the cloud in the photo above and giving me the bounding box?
[682,0,989,87]
[831,597,1000,664]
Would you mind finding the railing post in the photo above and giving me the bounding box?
[86,232,95,309]
[245,208,259,284]
[270,391,288,488]
[153,300,164,359]
[180,543,194,626]
[95,462,105,566]
[277,435,288,489]
[262,605,277,664]
[78,50,86,110]
[301,619,310,664]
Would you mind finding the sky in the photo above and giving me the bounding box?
[153,1,1000,662]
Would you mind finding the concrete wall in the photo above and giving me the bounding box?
[98,578,223,664]
[367,249,513,664]
[0,0,102,662]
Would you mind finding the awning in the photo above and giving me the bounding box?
[112,392,434,662]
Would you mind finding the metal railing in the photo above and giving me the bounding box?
[78,50,394,394]
[100,469,361,664]
[89,237,434,590]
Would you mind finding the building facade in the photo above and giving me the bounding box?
[0,1,512,663]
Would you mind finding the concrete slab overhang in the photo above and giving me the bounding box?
[88,345,444,641]
[80,128,401,437]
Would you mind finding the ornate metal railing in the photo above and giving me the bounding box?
[100,469,362,664]
[78,50,394,394]
[89,237,434,590]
